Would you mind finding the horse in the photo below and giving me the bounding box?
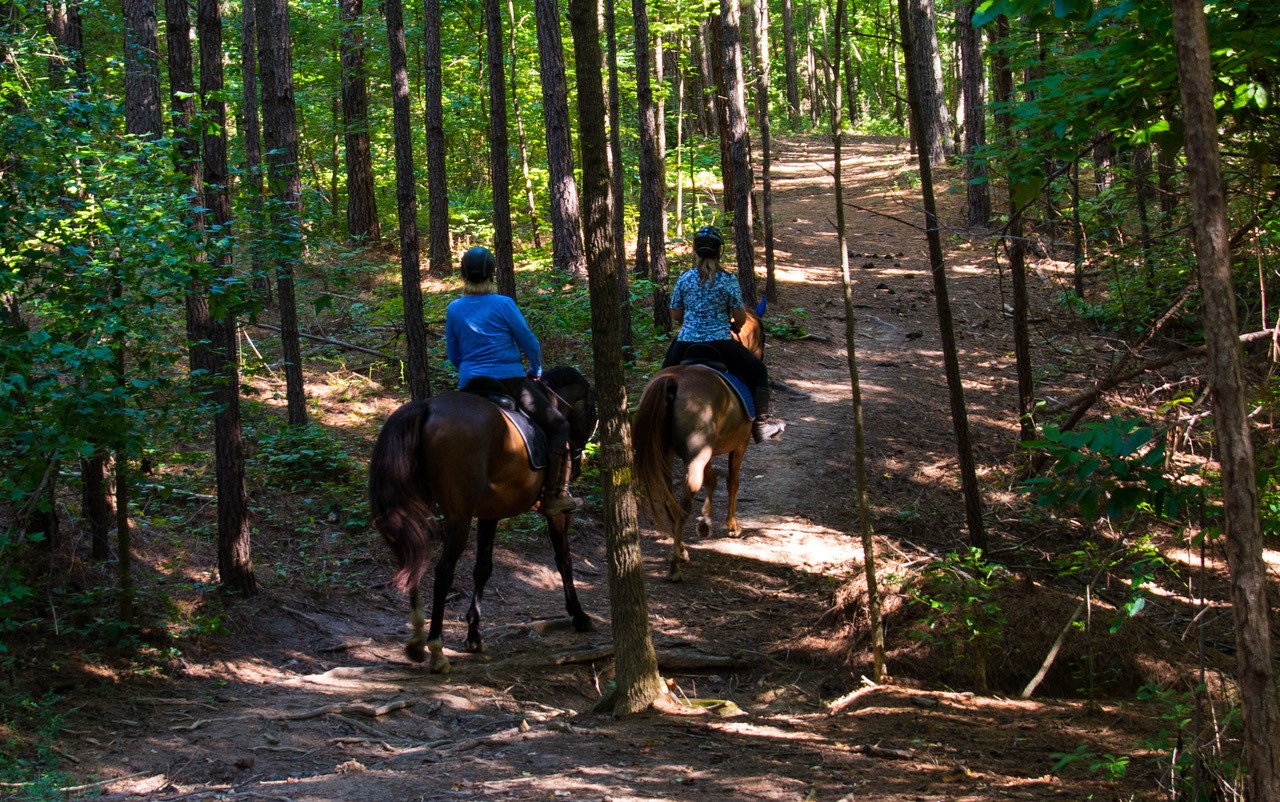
[632,309,765,582]
[368,366,598,673]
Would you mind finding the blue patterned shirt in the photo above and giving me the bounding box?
[670,268,744,342]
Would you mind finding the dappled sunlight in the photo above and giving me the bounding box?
[696,517,863,574]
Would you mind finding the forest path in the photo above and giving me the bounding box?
[54,137,1159,802]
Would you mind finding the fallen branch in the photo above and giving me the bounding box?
[271,698,415,721]
[249,322,394,360]
[849,743,915,760]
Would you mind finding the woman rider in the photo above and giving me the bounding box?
[445,246,581,515]
[663,225,786,443]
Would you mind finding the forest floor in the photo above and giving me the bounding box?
[14,136,1251,801]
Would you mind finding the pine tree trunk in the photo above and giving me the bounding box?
[123,0,161,138]
[423,0,451,274]
[634,0,666,318]
[385,0,430,400]
[751,0,775,303]
[781,0,798,126]
[255,0,308,424]
[507,0,541,248]
[566,0,665,716]
[485,0,516,299]
[956,0,989,228]
[721,0,755,308]
[339,0,380,244]
[199,0,255,595]
[905,0,949,166]
[534,0,587,276]
[240,0,269,305]
[1171,0,1280,794]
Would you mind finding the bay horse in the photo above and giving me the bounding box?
[369,366,598,673]
[632,309,765,582]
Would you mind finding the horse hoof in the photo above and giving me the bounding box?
[572,614,594,633]
[666,566,684,583]
[696,519,711,538]
[727,527,741,539]
[406,640,426,664]
[427,640,452,674]
[464,639,486,654]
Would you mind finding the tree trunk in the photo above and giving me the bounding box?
[956,0,988,228]
[507,0,541,248]
[339,0,380,244]
[604,0,632,349]
[710,12,734,221]
[634,0,667,329]
[423,0,451,275]
[721,0,755,309]
[199,0,255,595]
[751,0,776,303]
[534,0,587,276]
[385,0,430,400]
[566,0,665,716]
[1171,0,1280,795]
[781,0,798,126]
[241,0,269,305]
[123,0,161,138]
[485,0,516,299]
[905,0,949,166]
[255,0,308,425]
[898,0,985,552]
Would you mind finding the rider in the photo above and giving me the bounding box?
[445,246,582,515]
[663,225,786,443]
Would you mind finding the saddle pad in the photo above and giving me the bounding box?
[468,391,549,471]
[685,364,756,419]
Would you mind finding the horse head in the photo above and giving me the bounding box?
[542,366,598,479]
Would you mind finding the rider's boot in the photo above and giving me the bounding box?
[751,386,787,443]
[541,446,582,515]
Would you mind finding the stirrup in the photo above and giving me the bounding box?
[752,417,787,443]
[542,494,583,515]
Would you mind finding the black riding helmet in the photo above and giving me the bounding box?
[460,246,496,283]
[693,225,723,259]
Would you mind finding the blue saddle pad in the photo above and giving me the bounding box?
[467,391,549,471]
[684,364,756,419]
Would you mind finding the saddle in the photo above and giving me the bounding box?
[461,381,549,470]
[678,348,757,419]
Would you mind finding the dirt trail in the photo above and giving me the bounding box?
[52,137,1163,802]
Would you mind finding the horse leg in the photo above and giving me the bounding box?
[546,512,593,632]
[464,519,497,654]
[424,518,469,674]
[670,450,710,582]
[406,586,427,664]
[696,463,718,538]
[725,446,745,538]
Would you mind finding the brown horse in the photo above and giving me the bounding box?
[369,366,598,673]
[632,311,764,582]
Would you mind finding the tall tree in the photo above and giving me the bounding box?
[751,0,776,302]
[721,0,756,308]
[423,0,450,274]
[384,0,430,400]
[198,0,254,595]
[240,0,269,303]
[898,0,985,551]
[507,0,542,248]
[485,0,515,298]
[903,0,950,165]
[604,0,631,348]
[956,0,989,227]
[338,0,379,243]
[534,0,587,275]
[780,0,799,126]
[255,0,308,424]
[566,0,665,716]
[634,0,667,328]
[1171,0,1280,794]
[123,0,161,138]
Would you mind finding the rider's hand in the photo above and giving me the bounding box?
[527,369,541,380]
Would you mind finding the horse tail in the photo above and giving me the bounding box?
[633,374,683,531]
[369,400,439,594]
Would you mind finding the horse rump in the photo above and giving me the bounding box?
[632,373,684,531]
[369,400,440,594]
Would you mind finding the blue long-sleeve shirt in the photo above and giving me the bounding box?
[445,293,542,388]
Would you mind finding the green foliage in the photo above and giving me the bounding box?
[0,691,74,801]
[1049,743,1131,781]
[1021,418,1183,523]
[908,547,1009,688]
[250,419,362,489]
[1135,683,1245,798]
[763,307,810,341]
